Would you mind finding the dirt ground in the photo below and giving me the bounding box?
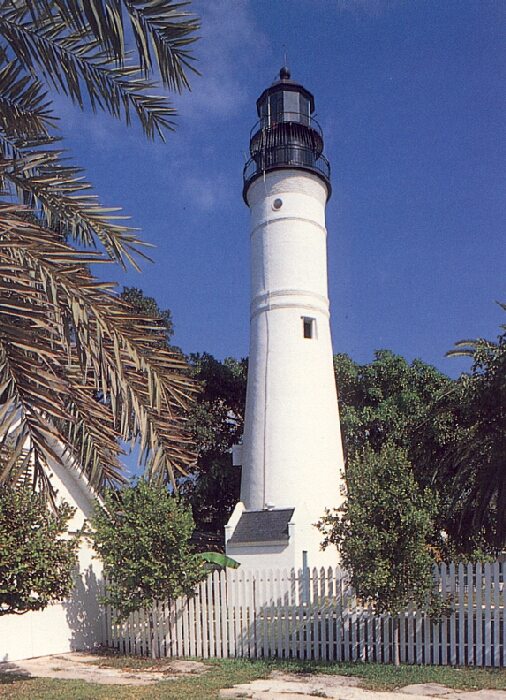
[3,653,506,700]
[0,653,208,686]
[220,672,506,700]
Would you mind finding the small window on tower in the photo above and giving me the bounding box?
[302,317,316,339]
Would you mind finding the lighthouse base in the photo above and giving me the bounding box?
[225,502,339,572]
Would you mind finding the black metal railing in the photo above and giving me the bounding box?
[251,114,322,138]
[243,145,330,188]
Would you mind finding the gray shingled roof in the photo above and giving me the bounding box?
[228,508,294,544]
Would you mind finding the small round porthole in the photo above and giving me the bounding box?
[272,198,283,210]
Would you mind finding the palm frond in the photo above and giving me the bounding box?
[446,340,479,358]
[0,0,199,138]
[0,206,196,490]
[124,0,200,91]
[0,59,56,138]
[0,133,155,267]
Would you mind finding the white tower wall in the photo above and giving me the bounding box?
[232,170,345,569]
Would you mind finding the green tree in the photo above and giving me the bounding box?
[182,353,247,538]
[334,350,455,468]
[0,485,78,615]
[333,350,482,559]
[91,479,206,657]
[444,310,506,550]
[318,443,439,665]
[0,0,200,493]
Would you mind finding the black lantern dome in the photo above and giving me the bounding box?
[243,67,331,202]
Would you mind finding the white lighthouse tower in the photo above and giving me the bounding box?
[225,67,346,571]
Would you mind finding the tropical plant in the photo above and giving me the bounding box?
[91,479,206,657]
[182,353,247,537]
[0,0,200,495]
[334,350,456,468]
[332,350,490,559]
[318,443,440,665]
[121,286,175,344]
[0,485,78,615]
[444,306,506,550]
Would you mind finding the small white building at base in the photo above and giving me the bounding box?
[0,445,104,662]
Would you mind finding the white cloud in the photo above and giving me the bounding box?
[180,171,234,212]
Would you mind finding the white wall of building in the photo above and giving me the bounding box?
[0,450,104,662]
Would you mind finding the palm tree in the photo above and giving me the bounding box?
[445,308,506,550]
[0,0,200,494]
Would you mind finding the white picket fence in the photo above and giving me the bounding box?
[104,561,506,666]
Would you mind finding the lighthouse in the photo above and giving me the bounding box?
[225,68,346,571]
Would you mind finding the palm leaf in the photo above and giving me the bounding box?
[0,206,196,490]
[0,0,199,138]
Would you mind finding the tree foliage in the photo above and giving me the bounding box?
[0,485,78,615]
[91,479,206,618]
[333,350,493,559]
[334,350,455,468]
[444,309,506,550]
[319,443,438,616]
[182,353,247,537]
[0,0,200,494]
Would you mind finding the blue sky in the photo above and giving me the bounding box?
[56,0,506,380]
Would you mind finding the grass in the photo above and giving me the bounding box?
[0,657,270,700]
[3,656,506,699]
[317,661,506,691]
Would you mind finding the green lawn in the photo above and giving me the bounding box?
[3,657,506,699]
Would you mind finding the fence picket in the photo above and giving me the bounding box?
[448,562,456,666]
[342,575,349,661]
[188,595,196,657]
[131,610,138,655]
[336,570,343,662]
[358,602,365,663]
[321,567,327,660]
[290,569,297,659]
[407,602,414,664]
[311,568,319,660]
[501,562,506,667]
[252,569,259,657]
[467,562,474,665]
[476,562,483,666]
[401,613,407,665]
[141,609,148,656]
[274,570,281,658]
[151,605,160,658]
[351,580,358,662]
[104,561,506,666]
[205,575,214,657]
[415,608,423,665]
[484,562,492,667]
[219,570,228,658]
[234,569,243,657]
[297,569,304,659]
[236,569,244,657]
[493,561,500,667]
[304,568,312,659]
[327,568,335,661]
[441,563,447,666]
[458,563,465,666]
[383,615,390,664]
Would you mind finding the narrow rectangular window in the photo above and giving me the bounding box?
[302,317,316,339]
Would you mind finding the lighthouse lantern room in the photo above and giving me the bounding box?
[225,68,346,572]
